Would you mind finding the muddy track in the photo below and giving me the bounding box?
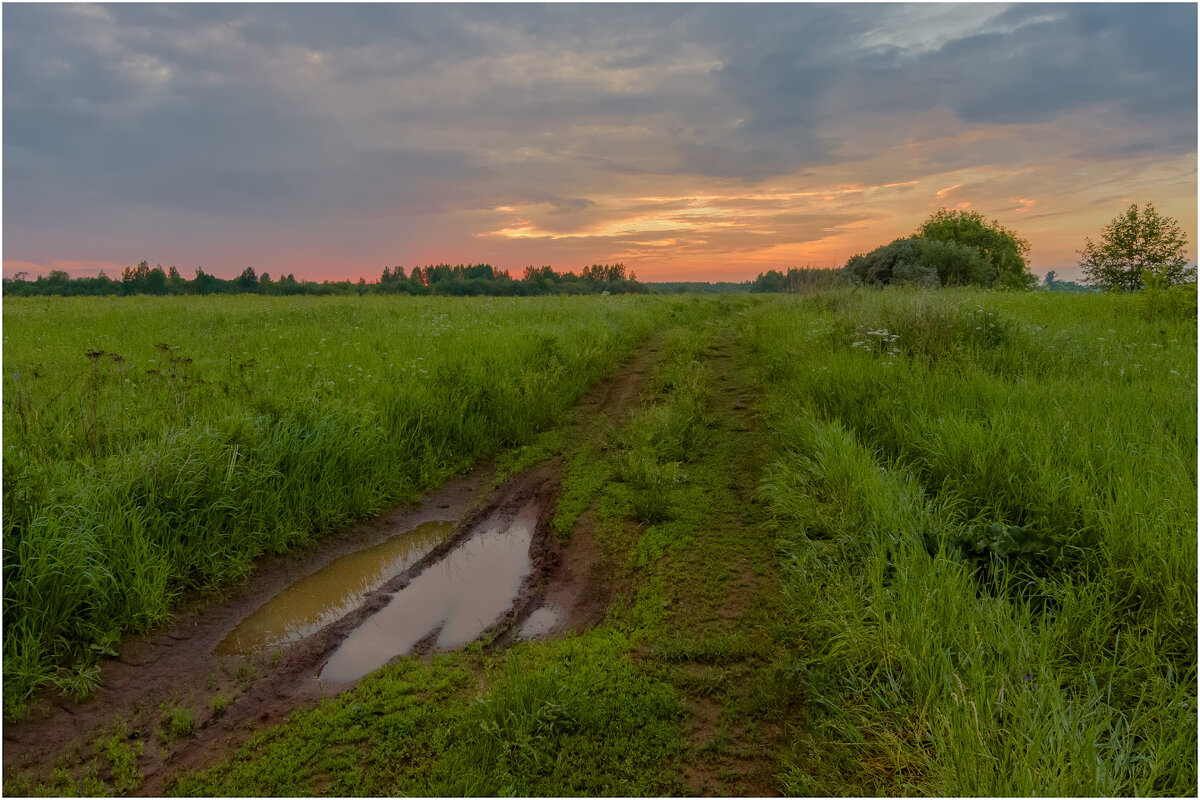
[676,329,785,797]
[3,338,660,795]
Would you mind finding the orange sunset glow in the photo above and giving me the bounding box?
[5,4,1196,283]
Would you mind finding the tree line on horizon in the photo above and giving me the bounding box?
[5,204,1191,298]
[1,262,650,298]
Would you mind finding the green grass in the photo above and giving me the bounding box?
[175,637,689,797]
[102,723,145,794]
[745,287,1196,795]
[433,638,687,796]
[209,693,233,717]
[9,288,1194,795]
[159,704,196,743]
[2,722,143,797]
[2,294,679,717]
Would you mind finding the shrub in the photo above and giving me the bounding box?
[844,238,923,286]
[891,257,941,288]
[844,237,999,289]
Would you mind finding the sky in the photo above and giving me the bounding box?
[4,2,1197,283]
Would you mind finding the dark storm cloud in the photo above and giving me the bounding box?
[8,4,1190,187]
[934,5,1194,129]
[6,4,699,223]
[705,3,1196,152]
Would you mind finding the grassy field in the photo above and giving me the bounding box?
[2,294,671,717]
[746,288,1196,794]
[4,288,1196,795]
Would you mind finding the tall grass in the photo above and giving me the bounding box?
[2,294,673,717]
[745,287,1196,795]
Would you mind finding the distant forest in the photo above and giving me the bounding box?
[1,261,827,297]
[2,262,656,297]
[2,261,1086,297]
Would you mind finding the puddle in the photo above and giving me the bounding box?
[517,605,563,640]
[214,521,454,656]
[319,507,538,683]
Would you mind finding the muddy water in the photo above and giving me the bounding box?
[215,521,454,655]
[319,507,538,683]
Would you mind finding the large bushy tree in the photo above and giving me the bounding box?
[1078,203,1194,292]
[916,208,1034,289]
[843,237,992,288]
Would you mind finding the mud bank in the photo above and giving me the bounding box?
[215,520,455,657]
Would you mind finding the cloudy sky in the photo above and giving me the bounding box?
[4,2,1196,282]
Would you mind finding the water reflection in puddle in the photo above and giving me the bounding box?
[319,507,537,683]
[214,521,453,656]
[517,605,563,640]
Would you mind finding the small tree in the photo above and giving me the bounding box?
[1078,203,1194,292]
[44,269,70,290]
[236,266,259,292]
[192,267,221,295]
[166,266,187,295]
[750,269,788,292]
[120,260,168,295]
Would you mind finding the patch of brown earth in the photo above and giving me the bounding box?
[503,339,659,645]
[571,335,658,431]
[682,684,783,798]
[504,509,614,645]
[684,694,746,797]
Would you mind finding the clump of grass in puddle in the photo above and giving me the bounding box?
[159,703,195,743]
[100,722,144,793]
